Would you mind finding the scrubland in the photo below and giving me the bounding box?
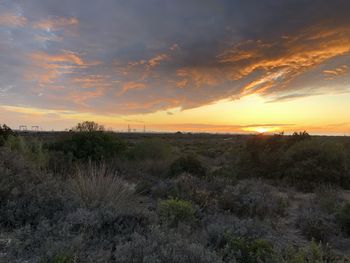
[0,122,350,262]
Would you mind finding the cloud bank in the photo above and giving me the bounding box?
[0,0,350,116]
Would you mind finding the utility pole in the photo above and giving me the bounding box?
[19,125,27,131]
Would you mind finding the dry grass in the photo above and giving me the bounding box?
[71,163,141,211]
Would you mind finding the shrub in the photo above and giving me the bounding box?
[0,124,15,145]
[71,164,140,211]
[73,121,104,132]
[236,134,286,179]
[128,138,172,160]
[66,207,149,238]
[283,140,348,189]
[205,215,275,251]
[296,203,338,243]
[158,198,197,227]
[169,155,206,177]
[5,136,48,170]
[6,205,149,262]
[281,239,337,263]
[114,227,222,263]
[314,185,343,214]
[0,148,70,228]
[336,202,350,236]
[219,180,288,220]
[221,236,276,263]
[52,131,126,161]
[44,253,74,263]
[150,174,217,208]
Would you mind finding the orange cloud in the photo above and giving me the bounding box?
[148,54,169,67]
[26,51,99,85]
[323,65,348,80]
[119,81,146,95]
[175,68,222,88]
[72,75,112,89]
[67,88,106,106]
[0,12,27,27]
[32,17,78,31]
[217,23,350,96]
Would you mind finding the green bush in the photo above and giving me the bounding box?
[52,131,126,161]
[128,138,172,160]
[158,198,196,227]
[296,203,338,243]
[44,253,74,263]
[169,155,206,177]
[236,134,286,179]
[336,202,350,236]
[0,148,70,228]
[219,180,288,220]
[0,124,15,145]
[283,140,349,189]
[114,227,222,263]
[281,239,336,263]
[5,136,49,170]
[222,236,276,263]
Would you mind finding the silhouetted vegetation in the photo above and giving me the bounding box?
[0,122,350,262]
[51,122,126,162]
[170,155,206,177]
[236,132,349,190]
[0,124,15,146]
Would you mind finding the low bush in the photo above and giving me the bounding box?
[71,164,140,212]
[52,131,126,162]
[221,236,276,263]
[297,209,337,243]
[5,136,49,170]
[0,124,15,146]
[205,215,273,250]
[219,180,288,220]
[336,202,350,236]
[236,134,350,190]
[114,227,222,263]
[283,140,349,190]
[296,201,339,243]
[150,174,218,208]
[314,185,343,214]
[158,198,197,227]
[280,239,337,263]
[128,138,172,160]
[6,205,150,262]
[0,148,70,229]
[169,155,206,177]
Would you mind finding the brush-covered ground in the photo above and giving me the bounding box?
[0,122,350,263]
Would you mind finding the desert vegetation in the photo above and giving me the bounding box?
[0,121,350,262]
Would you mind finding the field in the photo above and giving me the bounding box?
[1,123,350,262]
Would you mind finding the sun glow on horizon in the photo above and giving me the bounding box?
[242,126,279,134]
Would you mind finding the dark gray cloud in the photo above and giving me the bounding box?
[0,0,350,114]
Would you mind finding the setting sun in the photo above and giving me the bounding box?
[255,127,270,134]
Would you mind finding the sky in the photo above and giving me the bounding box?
[0,0,350,134]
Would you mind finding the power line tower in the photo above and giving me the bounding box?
[128,124,131,133]
[143,124,146,133]
[31,126,39,132]
[19,125,27,131]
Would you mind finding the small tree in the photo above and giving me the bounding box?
[74,121,104,132]
[0,124,16,146]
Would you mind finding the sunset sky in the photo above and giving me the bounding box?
[1,0,350,134]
